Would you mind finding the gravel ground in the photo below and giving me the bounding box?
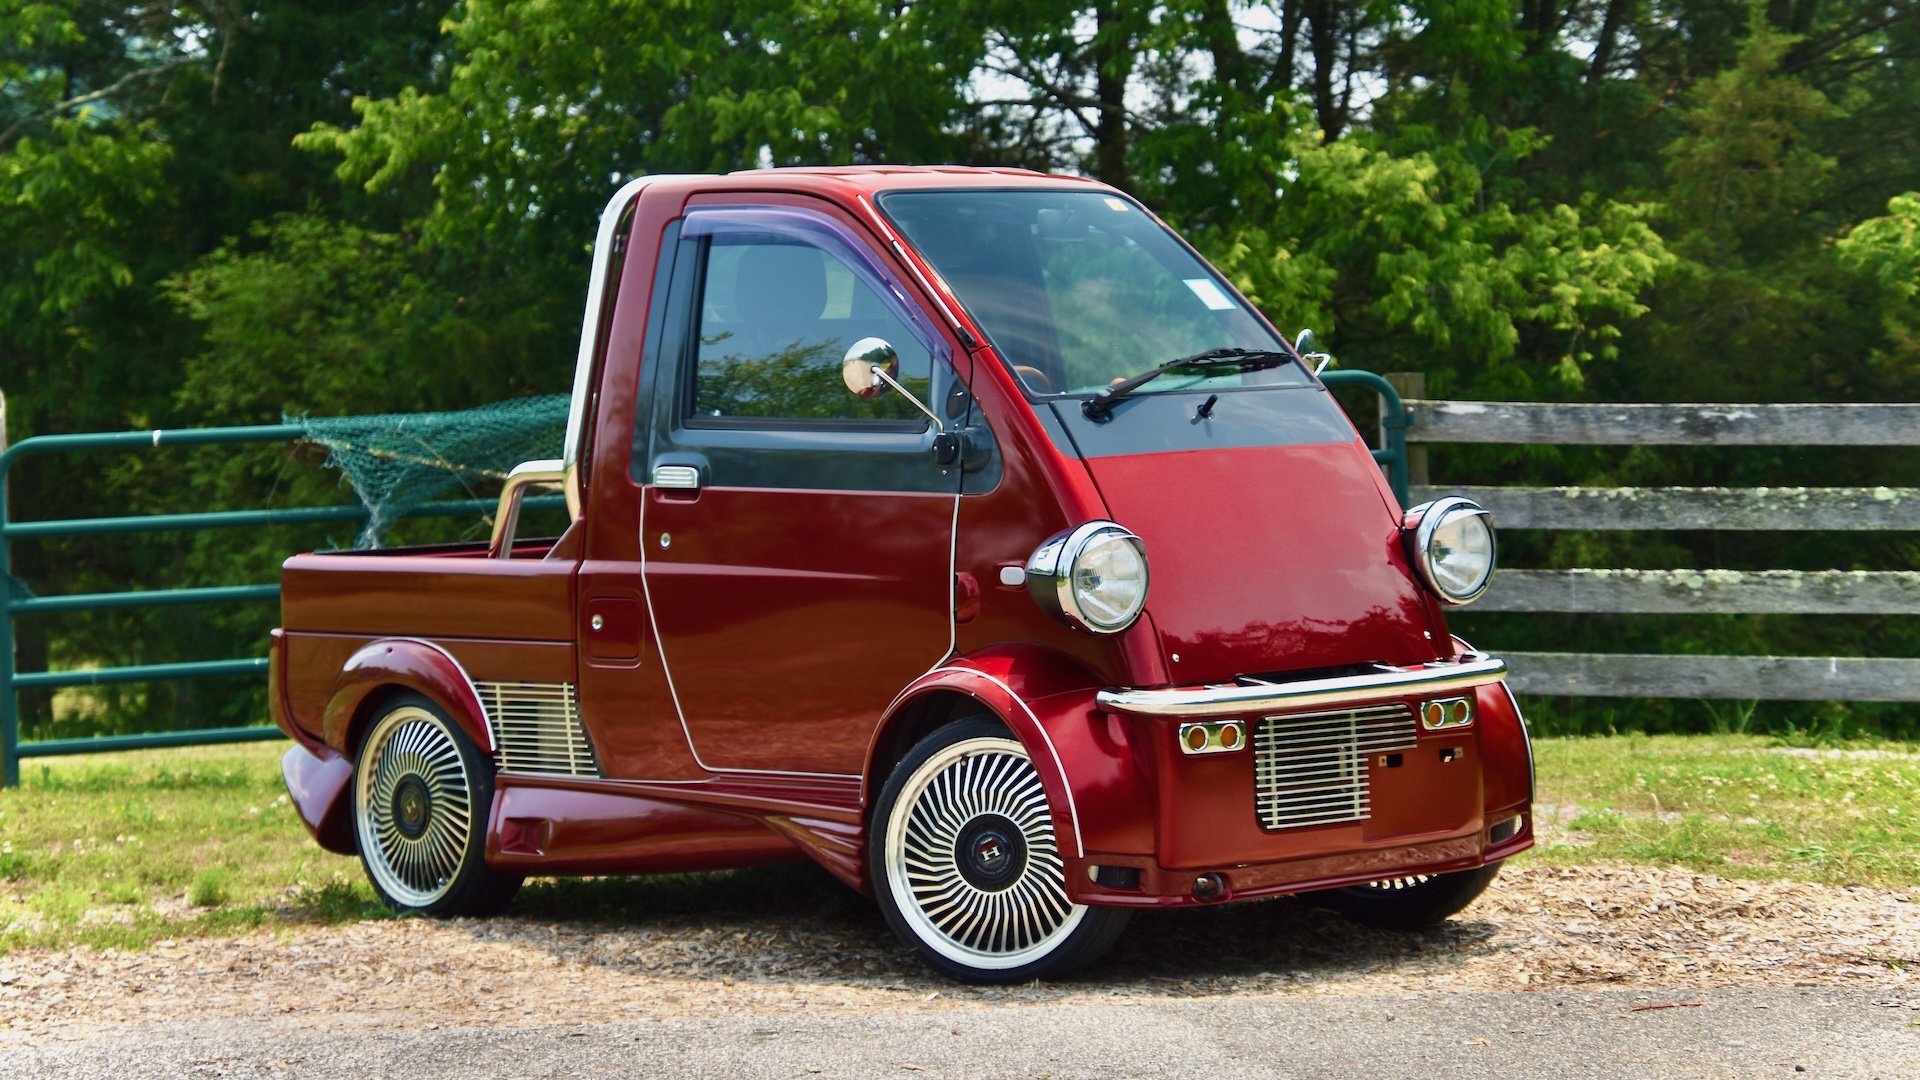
[1,864,1914,1040]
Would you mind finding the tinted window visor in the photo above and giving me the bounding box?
[682,207,950,427]
[878,190,1308,400]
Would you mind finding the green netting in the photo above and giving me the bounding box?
[288,395,571,548]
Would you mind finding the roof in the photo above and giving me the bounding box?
[705,164,1109,195]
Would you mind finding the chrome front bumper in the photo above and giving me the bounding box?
[1095,655,1509,718]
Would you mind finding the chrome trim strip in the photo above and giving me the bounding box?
[651,464,701,490]
[1095,656,1508,718]
[564,174,701,518]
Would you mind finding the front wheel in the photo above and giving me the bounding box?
[353,693,522,916]
[871,718,1130,984]
[1313,862,1502,930]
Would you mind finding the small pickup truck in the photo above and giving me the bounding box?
[270,166,1532,983]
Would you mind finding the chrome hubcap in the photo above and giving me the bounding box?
[886,736,1086,970]
[356,706,474,907]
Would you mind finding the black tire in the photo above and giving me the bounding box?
[352,692,522,916]
[870,717,1131,984]
[1313,862,1502,930]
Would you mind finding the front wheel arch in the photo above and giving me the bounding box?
[868,716,1129,983]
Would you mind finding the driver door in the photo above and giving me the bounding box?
[637,201,963,776]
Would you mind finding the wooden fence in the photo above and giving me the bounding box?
[1380,374,1920,702]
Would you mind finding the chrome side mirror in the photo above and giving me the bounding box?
[842,337,899,397]
[841,337,944,433]
[1296,328,1333,375]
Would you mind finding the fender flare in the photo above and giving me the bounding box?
[870,664,1084,859]
[866,645,1152,862]
[322,638,494,756]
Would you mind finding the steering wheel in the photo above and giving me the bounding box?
[1012,365,1055,393]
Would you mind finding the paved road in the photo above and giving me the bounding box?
[3,986,1914,1078]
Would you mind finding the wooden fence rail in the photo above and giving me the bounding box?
[1376,375,1918,702]
[1408,485,1920,531]
[1406,400,1920,446]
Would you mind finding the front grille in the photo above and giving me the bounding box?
[1253,703,1417,830]
[476,681,600,778]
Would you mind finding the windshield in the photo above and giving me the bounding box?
[878,189,1308,399]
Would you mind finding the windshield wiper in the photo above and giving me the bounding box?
[1081,347,1292,421]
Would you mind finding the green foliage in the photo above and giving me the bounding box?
[1843,193,1920,300]
[297,0,985,273]
[1198,121,1673,395]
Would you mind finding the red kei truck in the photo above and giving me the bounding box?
[270,166,1532,983]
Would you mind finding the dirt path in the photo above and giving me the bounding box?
[2,864,1915,1039]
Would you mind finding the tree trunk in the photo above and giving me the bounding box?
[1306,0,1344,139]
[1091,1,1134,190]
[1588,0,1633,84]
[1199,0,1254,102]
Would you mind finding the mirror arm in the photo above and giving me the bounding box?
[867,365,946,434]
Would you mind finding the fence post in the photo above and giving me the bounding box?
[1,388,14,787]
[1383,372,1429,488]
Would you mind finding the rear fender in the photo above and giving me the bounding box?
[867,645,1156,860]
[322,638,494,756]
[282,742,357,855]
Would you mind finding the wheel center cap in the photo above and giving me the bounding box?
[392,776,432,839]
[954,814,1027,891]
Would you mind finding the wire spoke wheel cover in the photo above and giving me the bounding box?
[1358,874,1434,891]
[884,736,1087,970]
[355,705,476,909]
[1316,862,1502,930]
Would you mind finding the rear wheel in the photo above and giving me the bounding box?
[1314,863,1501,930]
[871,718,1130,984]
[353,693,521,916]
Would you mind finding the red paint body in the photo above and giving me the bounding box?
[273,166,1532,909]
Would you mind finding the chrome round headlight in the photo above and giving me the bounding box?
[1025,521,1149,633]
[1407,497,1496,605]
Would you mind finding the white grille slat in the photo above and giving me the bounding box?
[1253,703,1416,831]
[477,681,600,778]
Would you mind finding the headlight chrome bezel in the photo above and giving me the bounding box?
[1025,520,1149,634]
[1407,496,1497,606]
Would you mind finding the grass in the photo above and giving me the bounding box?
[0,743,386,956]
[1529,734,1920,885]
[1,733,1915,956]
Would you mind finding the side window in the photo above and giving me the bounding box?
[690,231,933,426]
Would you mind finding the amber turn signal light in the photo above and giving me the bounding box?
[1419,695,1474,730]
[1178,720,1246,755]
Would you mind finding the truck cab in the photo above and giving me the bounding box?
[270,166,1532,983]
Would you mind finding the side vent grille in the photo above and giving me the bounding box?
[476,681,599,778]
[1253,703,1417,830]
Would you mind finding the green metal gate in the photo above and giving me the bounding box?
[0,417,559,786]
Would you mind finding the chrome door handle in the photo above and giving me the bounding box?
[652,464,702,490]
